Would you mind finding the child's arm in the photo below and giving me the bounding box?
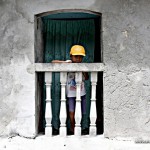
[52,60,66,63]
[51,60,72,63]
[83,72,89,80]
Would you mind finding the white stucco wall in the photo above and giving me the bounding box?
[0,0,150,139]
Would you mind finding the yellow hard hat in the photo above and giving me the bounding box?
[70,45,86,56]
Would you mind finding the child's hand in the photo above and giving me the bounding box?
[51,60,71,63]
[65,60,72,63]
[82,72,89,80]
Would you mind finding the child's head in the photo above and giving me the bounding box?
[70,45,86,63]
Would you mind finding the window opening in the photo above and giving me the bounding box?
[35,10,103,135]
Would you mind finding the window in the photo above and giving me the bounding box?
[35,10,103,135]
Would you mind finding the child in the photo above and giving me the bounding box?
[52,45,89,135]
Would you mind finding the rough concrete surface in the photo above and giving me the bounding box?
[1,135,150,150]
[0,0,150,140]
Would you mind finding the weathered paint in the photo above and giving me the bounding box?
[0,0,150,140]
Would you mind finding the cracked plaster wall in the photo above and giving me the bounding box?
[0,0,150,139]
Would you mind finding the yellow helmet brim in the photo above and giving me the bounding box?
[71,53,86,56]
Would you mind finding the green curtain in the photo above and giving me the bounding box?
[43,18,95,130]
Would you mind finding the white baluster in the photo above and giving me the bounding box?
[90,72,97,136]
[75,72,82,136]
[60,72,67,136]
[45,72,52,136]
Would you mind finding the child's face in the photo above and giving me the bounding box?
[70,55,83,63]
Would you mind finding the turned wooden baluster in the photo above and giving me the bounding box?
[75,72,82,136]
[45,72,52,136]
[60,72,67,136]
[90,72,97,136]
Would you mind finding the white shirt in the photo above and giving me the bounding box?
[66,72,86,97]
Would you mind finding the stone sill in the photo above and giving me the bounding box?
[35,63,104,72]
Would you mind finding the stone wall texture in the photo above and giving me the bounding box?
[0,0,150,139]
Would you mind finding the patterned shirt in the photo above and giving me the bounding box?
[66,72,86,97]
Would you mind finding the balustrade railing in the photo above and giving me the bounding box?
[35,63,104,136]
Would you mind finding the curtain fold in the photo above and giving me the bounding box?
[43,18,95,130]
